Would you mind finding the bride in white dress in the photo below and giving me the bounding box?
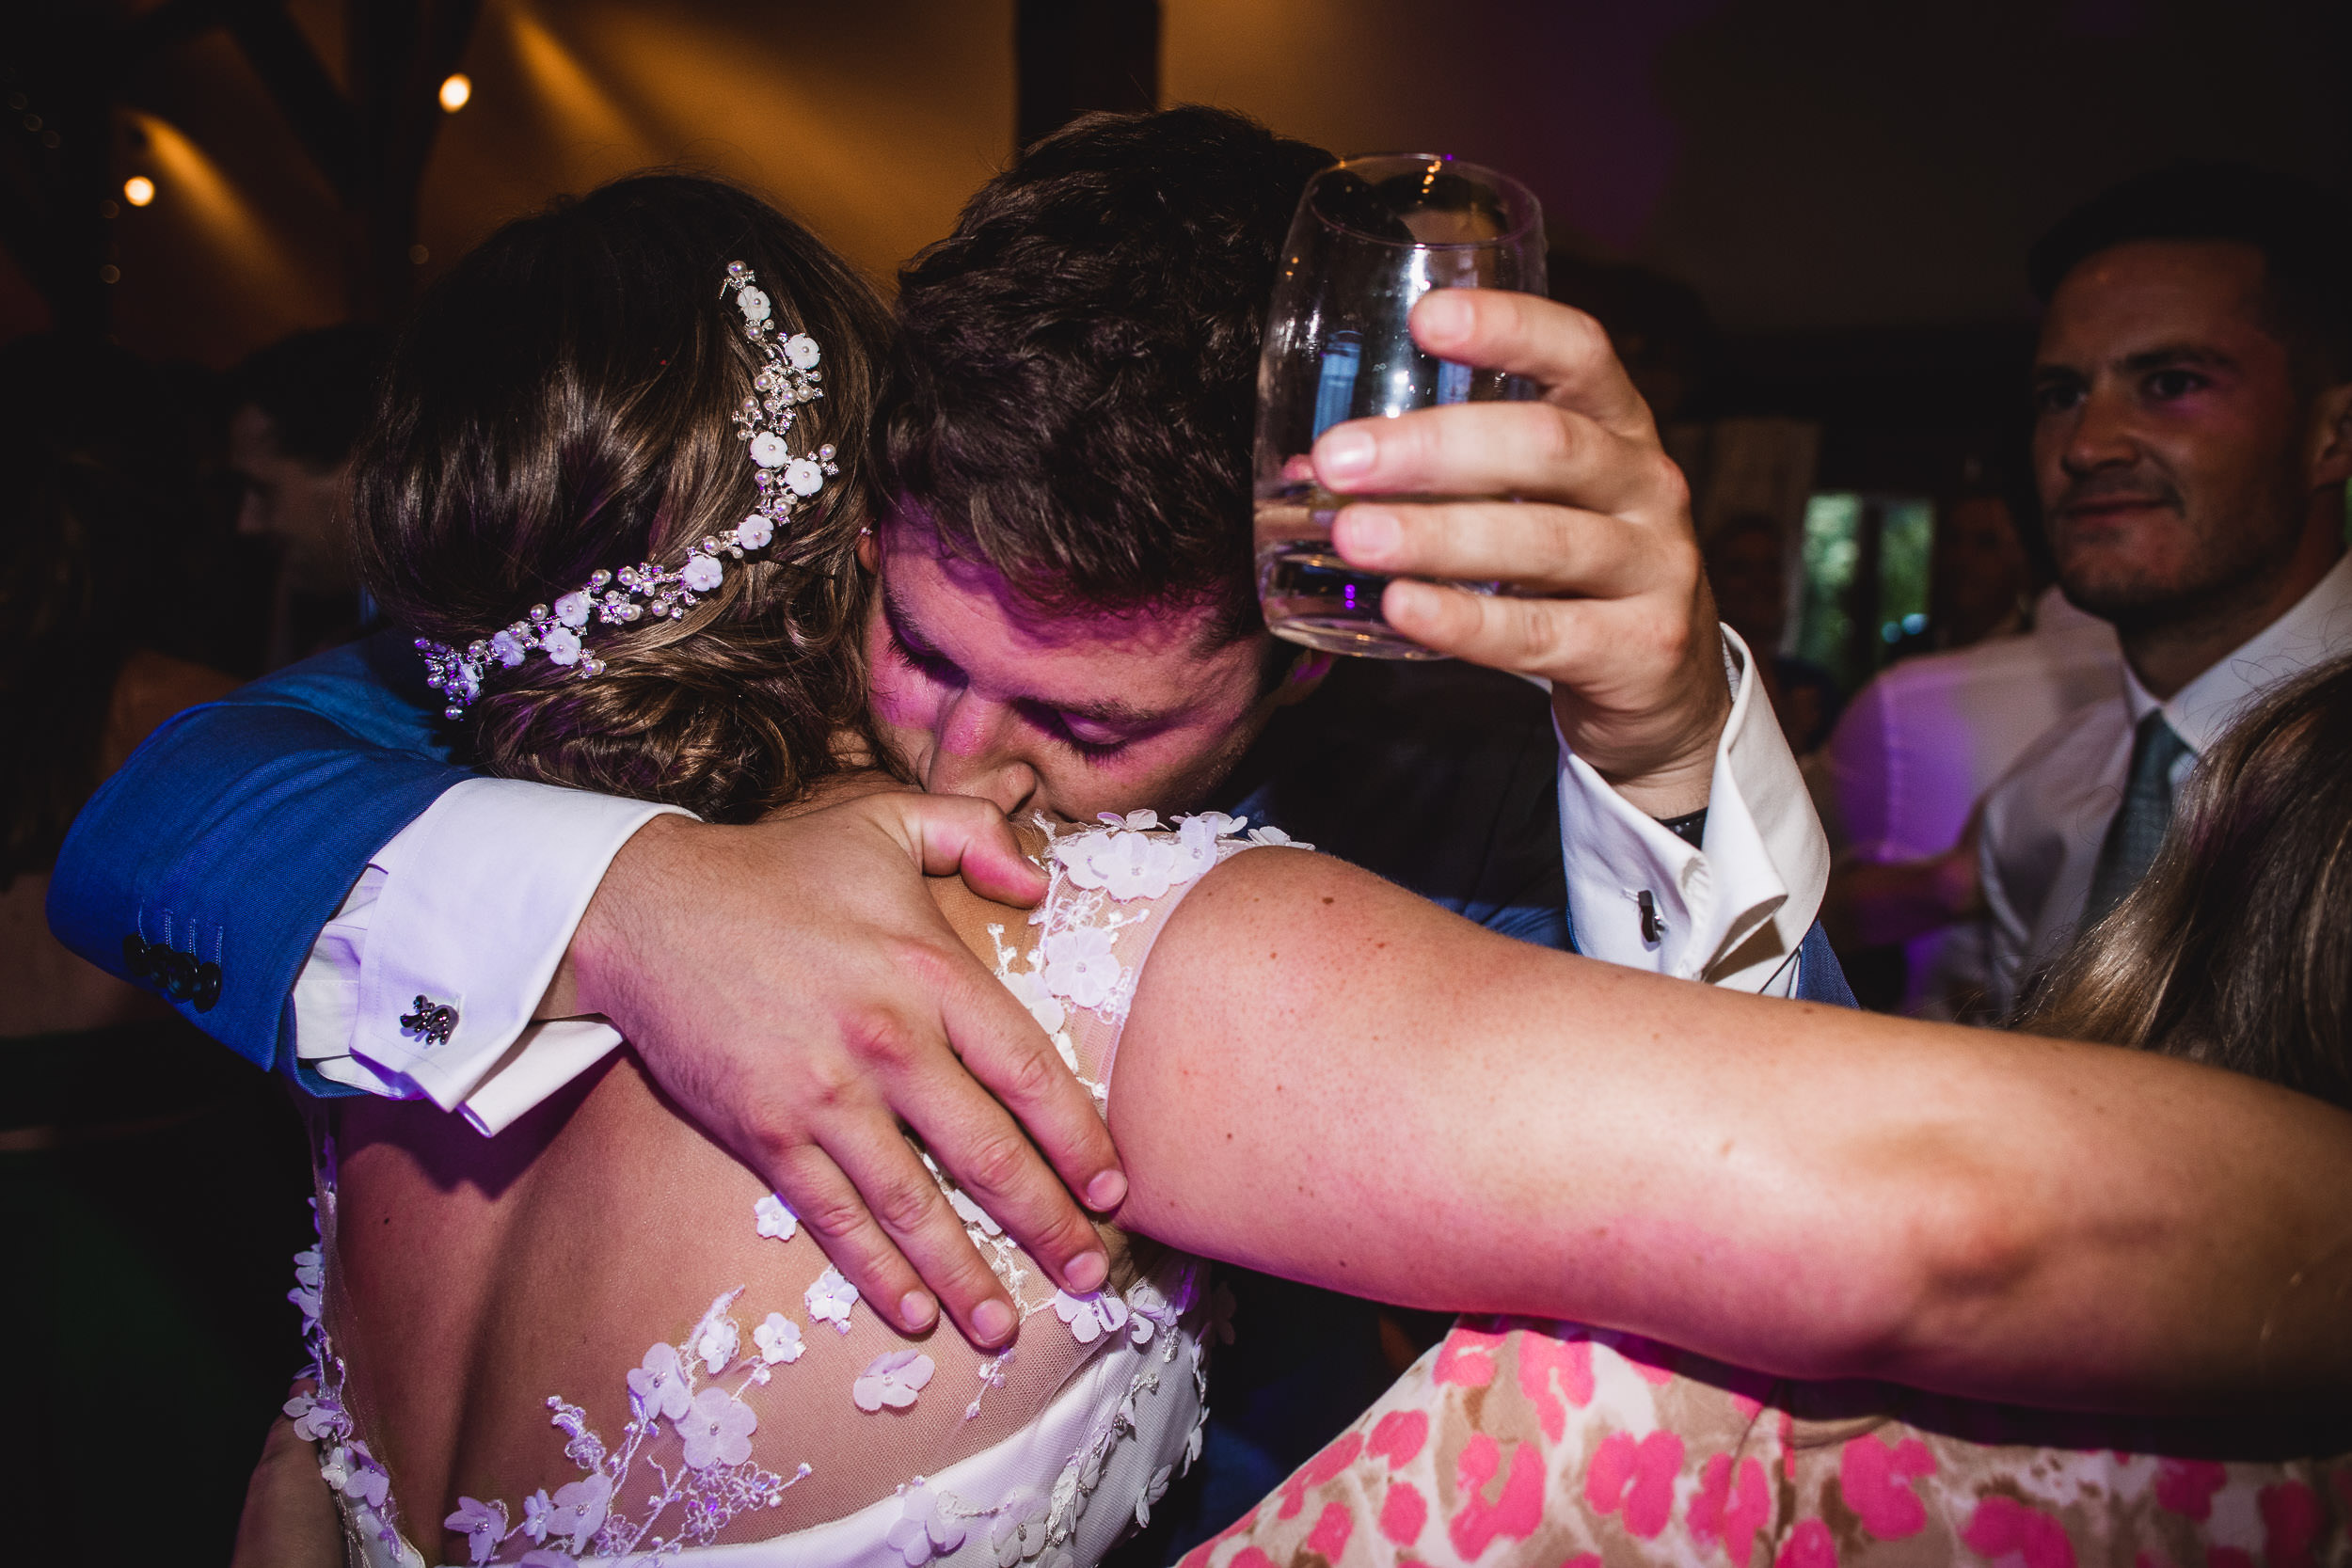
[294,174,2352,1567]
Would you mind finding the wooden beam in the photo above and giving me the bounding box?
[99,0,477,323]
[341,0,480,321]
[220,0,362,198]
[1014,0,1158,155]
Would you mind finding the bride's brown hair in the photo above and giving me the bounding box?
[353,173,890,820]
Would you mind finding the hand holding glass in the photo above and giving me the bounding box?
[1253,154,1548,658]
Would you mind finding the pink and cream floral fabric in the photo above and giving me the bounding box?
[1183,1318,2350,1568]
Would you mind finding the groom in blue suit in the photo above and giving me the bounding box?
[50,111,1849,1547]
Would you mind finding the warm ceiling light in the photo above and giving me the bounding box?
[122,175,155,206]
[438,73,472,112]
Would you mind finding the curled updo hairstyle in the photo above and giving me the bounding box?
[353,173,890,820]
[2020,656,2352,1109]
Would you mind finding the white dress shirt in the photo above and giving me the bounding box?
[293,779,689,1132]
[1979,550,2352,1014]
[1824,589,2121,1018]
[1555,626,1828,992]
[294,626,1827,1133]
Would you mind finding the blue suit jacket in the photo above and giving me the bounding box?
[50,634,469,1081]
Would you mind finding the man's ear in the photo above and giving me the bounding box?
[2308,380,2352,489]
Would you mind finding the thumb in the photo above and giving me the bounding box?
[882,792,1048,908]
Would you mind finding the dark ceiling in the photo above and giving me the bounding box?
[5,0,2346,368]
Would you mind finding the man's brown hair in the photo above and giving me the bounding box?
[877,106,1334,642]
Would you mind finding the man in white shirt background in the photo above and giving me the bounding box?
[1823,578,2121,1020]
[1979,163,2352,1014]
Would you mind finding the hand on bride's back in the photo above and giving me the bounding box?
[553,791,1123,1350]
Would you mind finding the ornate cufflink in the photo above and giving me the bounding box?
[400,995,460,1047]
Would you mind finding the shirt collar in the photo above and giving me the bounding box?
[2122,548,2352,752]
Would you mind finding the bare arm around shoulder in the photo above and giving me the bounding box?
[1107,847,2352,1418]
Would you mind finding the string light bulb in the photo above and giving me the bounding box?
[122,175,155,206]
[438,73,472,112]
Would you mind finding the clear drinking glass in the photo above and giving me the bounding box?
[1253,154,1548,658]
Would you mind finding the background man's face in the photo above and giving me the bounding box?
[1933,494,2032,644]
[228,404,357,594]
[1704,524,1788,652]
[2030,239,2314,631]
[862,525,1277,821]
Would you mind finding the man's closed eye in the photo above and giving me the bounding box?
[1041,713,1130,762]
[887,626,966,689]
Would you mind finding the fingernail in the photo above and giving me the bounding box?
[972,1298,1016,1344]
[1336,507,1400,564]
[900,1291,937,1332]
[1316,426,1375,482]
[1086,1169,1128,1210]
[1064,1248,1108,1293]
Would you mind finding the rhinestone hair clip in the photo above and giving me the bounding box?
[416,261,841,720]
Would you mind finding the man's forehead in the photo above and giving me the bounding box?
[883,544,1221,653]
[2038,239,2275,360]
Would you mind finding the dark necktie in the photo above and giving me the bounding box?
[2082,709,2193,927]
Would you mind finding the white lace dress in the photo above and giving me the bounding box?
[286,812,1298,1567]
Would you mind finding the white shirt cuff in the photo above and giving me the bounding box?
[290,778,691,1132]
[1556,626,1831,995]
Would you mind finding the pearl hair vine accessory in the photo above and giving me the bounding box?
[416,261,840,720]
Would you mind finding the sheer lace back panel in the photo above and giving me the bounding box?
[296,811,1284,1566]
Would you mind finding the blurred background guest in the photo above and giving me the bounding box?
[225,325,388,670]
[1979,163,2352,1015]
[0,331,313,1564]
[1820,560,2121,1019]
[2,334,237,1037]
[1898,477,2040,656]
[1704,509,1844,753]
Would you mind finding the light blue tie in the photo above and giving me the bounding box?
[2082,709,2193,927]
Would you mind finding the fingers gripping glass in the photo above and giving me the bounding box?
[1254,155,1547,659]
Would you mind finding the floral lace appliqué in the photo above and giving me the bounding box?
[754,1192,798,1241]
[458,1285,812,1562]
[294,1177,814,1566]
[286,1196,422,1567]
[989,810,1297,1080]
[807,1265,860,1333]
[868,1262,1208,1568]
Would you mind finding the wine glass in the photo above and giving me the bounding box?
[1253,153,1547,658]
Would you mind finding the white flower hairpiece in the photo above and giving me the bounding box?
[416,260,841,719]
